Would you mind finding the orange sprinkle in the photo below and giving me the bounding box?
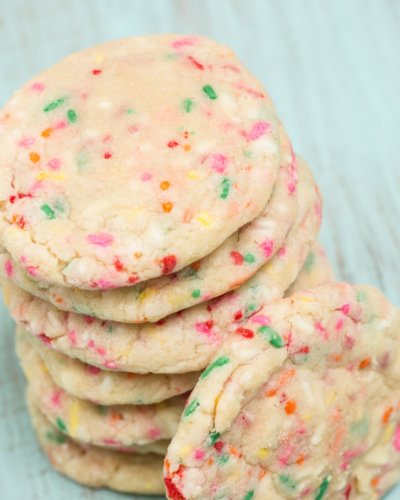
[160,181,170,191]
[0,113,11,124]
[163,202,173,213]
[329,353,343,363]
[29,152,40,163]
[285,400,296,415]
[111,412,123,421]
[296,454,305,466]
[371,477,380,487]
[41,128,52,138]
[56,298,63,304]
[191,260,201,271]
[208,459,213,466]
[134,252,142,259]
[266,369,295,397]
[165,459,170,474]
[184,145,191,152]
[359,357,371,369]
[258,469,267,479]
[328,425,346,457]
[229,445,240,457]
[183,209,194,223]
[383,407,393,425]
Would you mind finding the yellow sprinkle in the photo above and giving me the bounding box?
[196,212,214,227]
[258,448,269,459]
[180,445,193,456]
[69,401,80,437]
[96,54,104,63]
[383,424,394,445]
[145,482,153,490]
[227,472,241,482]
[139,287,155,304]
[187,171,203,180]
[123,348,131,356]
[41,363,48,373]
[304,413,312,420]
[299,297,312,302]
[36,172,65,181]
[327,392,336,404]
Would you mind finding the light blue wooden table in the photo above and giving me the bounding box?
[1,0,400,498]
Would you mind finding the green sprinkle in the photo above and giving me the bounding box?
[303,252,315,273]
[244,150,253,159]
[220,178,231,199]
[41,204,55,219]
[166,53,177,59]
[46,432,66,444]
[316,477,331,500]
[357,289,366,302]
[67,109,77,123]
[203,85,217,100]
[183,98,194,113]
[243,492,254,500]
[184,398,199,417]
[248,303,256,311]
[244,253,255,264]
[279,475,296,490]
[107,325,113,333]
[351,417,369,438]
[207,430,220,446]
[56,418,66,432]
[177,126,184,132]
[126,108,135,114]
[258,325,285,348]
[201,356,230,379]
[190,130,195,135]
[191,289,201,298]
[44,98,64,112]
[76,151,89,173]
[217,455,229,465]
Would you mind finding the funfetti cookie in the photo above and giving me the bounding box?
[0,34,280,290]
[17,337,184,452]
[17,325,201,405]
[164,283,400,500]
[0,121,295,323]
[3,156,322,374]
[26,392,165,495]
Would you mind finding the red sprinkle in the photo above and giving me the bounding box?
[188,56,204,70]
[92,69,102,75]
[114,258,123,271]
[104,152,112,159]
[236,327,254,339]
[128,276,139,284]
[38,333,52,346]
[230,251,244,265]
[9,196,16,204]
[234,311,243,321]
[168,141,179,148]
[214,442,223,452]
[161,255,177,274]
[164,477,186,500]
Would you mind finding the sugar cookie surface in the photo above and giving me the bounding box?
[165,283,400,500]
[0,34,280,290]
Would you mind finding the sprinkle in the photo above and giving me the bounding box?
[285,400,296,414]
[163,202,173,213]
[207,430,220,446]
[279,475,295,490]
[184,145,191,152]
[87,233,114,247]
[87,365,101,375]
[183,98,194,113]
[41,205,55,219]
[266,369,295,397]
[203,85,217,99]
[168,140,179,148]
[104,152,112,159]
[29,152,40,163]
[69,402,80,436]
[231,251,244,265]
[46,432,65,444]
[214,442,223,452]
[67,109,77,123]
[5,260,13,278]
[141,172,152,181]
[382,407,393,425]
[184,399,199,417]
[19,137,35,147]
[316,477,331,500]
[161,255,177,274]
[44,98,64,112]
[92,69,102,75]
[172,36,196,49]
[212,153,229,173]
[48,158,60,169]
[56,418,66,432]
[258,448,269,459]
[191,289,201,298]
[30,82,45,92]
[160,181,170,190]
[394,424,400,451]
[42,128,52,138]
[196,212,214,227]
[36,172,65,181]
[260,239,274,258]
[258,325,285,348]
[243,492,254,500]
[248,121,270,141]
[359,357,371,369]
[188,56,204,70]
[220,178,231,199]
[244,253,255,263]
[201,356,230,379]
[236,327,254,338]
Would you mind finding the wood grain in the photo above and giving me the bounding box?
[0,0,399,498]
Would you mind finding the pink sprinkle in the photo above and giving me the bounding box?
[260,239,274,258]
[87,365,101,375]
[172,36,197,49]
[97,279,116,290]
[38,333,52,346]
[84,315,94,324]
[316,322,328,340]
[341,462,349,471]
[344,446,365,460]
[128,125,138,133]
[301,488,311,497]
[195,322,213,334]
[5,260,13,278]
[248,122,270,141]
[314,203,322,220]
[141,172,152,181]
[341,304,350,315]
[54,121,66,130]
[211,153,229,173]
[394,424,400,451]
[336,319,344,331]
[278,445,295,466]
[148,428,161,439]
[30,83,45,92]
[277,247,286,257]
[87,233,114,247]
[287,182,296,195]
[251,315,271,325]
[19,137,36,148]
[104,360,118,369]
[201,293,211,302]
[51,390,62,409]
[195,450,204,460]
[47,158,60,169]
[68,330,77,346]
[27,266,37,276]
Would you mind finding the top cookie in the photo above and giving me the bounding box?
[0,34,280,289]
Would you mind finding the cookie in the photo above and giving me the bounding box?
[165,283,400,500]
[26,391,166,495]
[17,324,201,405]
[3,156,322,374]
[17,336,184,452]
[284,240,335,297]
[0,121,296,323]
[0,34,280,290]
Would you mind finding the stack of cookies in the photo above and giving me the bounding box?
[0,35,336,495]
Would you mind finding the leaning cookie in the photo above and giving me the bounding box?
[165,283,400,500]
[17,338,183,452]
[26,391,165,495]
[0,122,297,323]
[17,325,201,405]
[3,157,322,375]
[0,34,280,290]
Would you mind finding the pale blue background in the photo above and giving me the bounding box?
[1,0,400,498]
